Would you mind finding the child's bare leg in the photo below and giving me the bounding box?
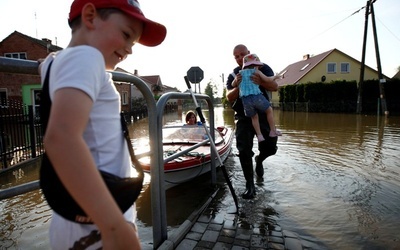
[251,113,265,142]
[266,107,282,137]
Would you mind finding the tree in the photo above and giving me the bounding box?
[204,81,217,103]
[221,88,229,108]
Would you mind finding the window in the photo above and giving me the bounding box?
[340,63,350,73]
[4,52,27,60]
[33,89,42,116]
[121,91,128,105]
[327,63,336,74]
[300,63,310,71]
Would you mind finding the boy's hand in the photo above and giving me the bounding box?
[37,58,45,75]
[102,221,141,250]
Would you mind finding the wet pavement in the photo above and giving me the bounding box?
[158,187,305,250]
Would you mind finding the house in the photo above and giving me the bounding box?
[274,48,389,103]
[129,70,181,108]
[393,70,400,80]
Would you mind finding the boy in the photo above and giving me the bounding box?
[40,0,166,249]
[232,53,282,142]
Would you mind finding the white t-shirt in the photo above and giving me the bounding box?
[41,46,136,249]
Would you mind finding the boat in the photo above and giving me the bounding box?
[138,124,234,189]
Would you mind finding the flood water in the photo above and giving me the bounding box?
[1,106,399,249]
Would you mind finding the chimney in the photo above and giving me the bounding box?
[42,38,52,44]
[303,54,310,60]
[42,38,52,52]
[134,69,138,76]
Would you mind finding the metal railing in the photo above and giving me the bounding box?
[1,101,43,169]
[0,57,217,249]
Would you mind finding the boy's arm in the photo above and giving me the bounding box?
[44,88,140,249]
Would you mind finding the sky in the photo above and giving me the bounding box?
[1,0,399,94]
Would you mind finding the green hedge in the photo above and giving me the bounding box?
[278,79,400,114]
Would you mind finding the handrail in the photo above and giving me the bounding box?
[0,57,218,249]
[0,180,40,200]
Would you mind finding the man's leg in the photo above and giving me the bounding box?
[256,136,278,178]
[236,117,256,199]
[239,153,256,199]
[255,107,278,178]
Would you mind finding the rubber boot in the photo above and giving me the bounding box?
[242,178,256,199]
[240,157,256,199]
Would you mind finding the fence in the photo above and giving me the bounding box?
[1,101,43,169]
[277,101,358,113]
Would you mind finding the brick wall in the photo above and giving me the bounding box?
[0,35,50,60]
[0,32,53,101]
[116,82,132,113]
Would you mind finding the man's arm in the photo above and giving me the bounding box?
[226,87,239,103]
[226,70,241,102]
[251,64,278,92]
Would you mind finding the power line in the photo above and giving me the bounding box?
[376,17,400,44]
[310,5,365,40]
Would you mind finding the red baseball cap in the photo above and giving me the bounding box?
[68,0,166,47]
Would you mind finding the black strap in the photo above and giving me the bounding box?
[120,113,143,173]
[41,61,143,174]
[40,60,53,133]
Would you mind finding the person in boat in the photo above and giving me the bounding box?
[231,53,282,141]
[226,44,278,199]
[185,110,197,125]
[39,0,166,248]
[185,110,202,126]
[184,110,207,140]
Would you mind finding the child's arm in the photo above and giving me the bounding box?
[256,68,282,83]
[44,88,140,249]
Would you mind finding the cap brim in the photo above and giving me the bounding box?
[124,11,166,47]
[140,20,167,47]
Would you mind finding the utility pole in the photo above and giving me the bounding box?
[357,1,370,114]
[357,0,388,116]
[370,1,388,116]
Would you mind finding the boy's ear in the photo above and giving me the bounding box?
[81,3,97,29]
